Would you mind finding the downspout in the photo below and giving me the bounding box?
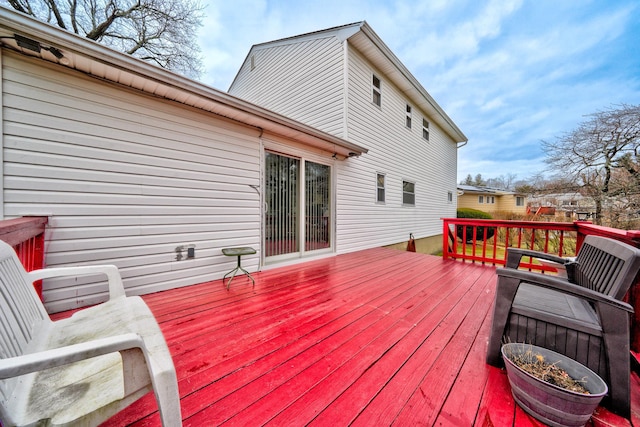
[256,127,264,269]
[342,39,349,140]
[337,39,350,253]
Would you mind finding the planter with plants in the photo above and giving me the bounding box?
[501,343,608,427]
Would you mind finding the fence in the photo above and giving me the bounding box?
[0,216,48,299]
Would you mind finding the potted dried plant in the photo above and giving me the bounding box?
[501,343,608,427]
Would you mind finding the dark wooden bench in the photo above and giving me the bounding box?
[486,235,640,417]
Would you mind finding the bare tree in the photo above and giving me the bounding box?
[3,0,204,78]
[542,104,640,226]
[461,174,474,185]
[485,173,518,190]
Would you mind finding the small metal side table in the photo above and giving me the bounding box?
[221,247,256,289]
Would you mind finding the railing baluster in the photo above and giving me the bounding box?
[441,218,580,267]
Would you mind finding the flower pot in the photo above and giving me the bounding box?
[501,343,608,427]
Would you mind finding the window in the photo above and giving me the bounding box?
[403,180,415,205]
[488,196,495,204]
[372,75,381,106]
[250,55,255,71]
[478,195,484,204]
[516,196,524,206]
[406,105,412,128]
[422,118,430,141]
[377,173,385,203]
[448,191,453,203]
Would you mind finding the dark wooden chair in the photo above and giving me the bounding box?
[486,235,640,417]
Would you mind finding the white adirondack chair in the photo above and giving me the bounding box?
[0,240,182,426]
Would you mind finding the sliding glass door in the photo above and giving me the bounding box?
[265,152,299,257]
[265,152,331,259]
[305,161,331,251]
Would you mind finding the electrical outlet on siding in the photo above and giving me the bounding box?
[175,244,196,261]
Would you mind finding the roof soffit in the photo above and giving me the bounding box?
[347,23,467,144]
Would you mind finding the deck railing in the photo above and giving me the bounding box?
[0,216,48,299]
[442,217,640,354]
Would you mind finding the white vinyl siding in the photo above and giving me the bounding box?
[229,36,346,138]
[335,47,458,253]
[2,52,263,313]
[231,27,460,254]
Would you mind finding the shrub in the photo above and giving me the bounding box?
[456,208,495,241]
[457,208,492,220]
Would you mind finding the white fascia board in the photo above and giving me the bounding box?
[355,22,468,144]
[0,7,367,159]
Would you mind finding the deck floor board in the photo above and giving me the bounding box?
[94,247,636,426]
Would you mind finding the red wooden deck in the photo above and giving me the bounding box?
[92,247,639,426]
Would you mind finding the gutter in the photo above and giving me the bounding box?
[0,7,368,159]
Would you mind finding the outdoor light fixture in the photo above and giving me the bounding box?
[11,34,66,62]
[14,34,41,52]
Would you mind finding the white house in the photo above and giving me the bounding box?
[0,11,465,313]
[0,9,369,312]
[228,22,467,255]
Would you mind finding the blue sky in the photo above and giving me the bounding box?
[197,0,640,183]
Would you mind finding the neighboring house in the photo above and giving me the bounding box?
[457,185,527,215]
[228,22,467,255]
[528,192,597,219]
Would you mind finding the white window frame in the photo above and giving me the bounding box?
[376,173,386,203]
[372,74,381,107]
[422,118,430,141]
[448,191,453,204]
[406,104,412,129]
[516,196,525,206]
[403,180,415,206]
[478,195,484,204]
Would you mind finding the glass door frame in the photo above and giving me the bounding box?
[263,149,334,264]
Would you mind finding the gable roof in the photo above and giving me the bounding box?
[0,7,367,159]
[231,21,467,144]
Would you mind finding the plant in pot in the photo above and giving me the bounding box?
[501,343,608,427]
